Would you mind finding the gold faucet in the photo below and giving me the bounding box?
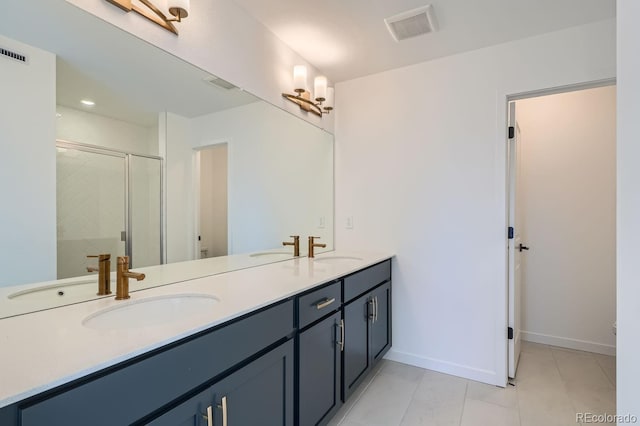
[308,236,327,258]
[283,235,300,257]
[116,256,146,300]
[87,254,112,296]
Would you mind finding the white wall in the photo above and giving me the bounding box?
[616,0,640,418]
[65,0,334,134]
[335,19,616,386]
[0,35,57,286]
[56,105,158,155]
[515,86,616,355]
[163,112,195,263]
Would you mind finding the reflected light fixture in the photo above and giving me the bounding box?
[105,0,190,35]
[282,65,334,117]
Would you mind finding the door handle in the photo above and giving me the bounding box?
[202,405,213,426]
[337,319,345,352]
[374,296,378,323]
[217,396,228,426]
[518,243,530,252]
[368,298,375,321]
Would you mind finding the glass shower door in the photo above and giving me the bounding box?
[56,146,126,279]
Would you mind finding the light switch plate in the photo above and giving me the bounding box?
[346,216,354,229]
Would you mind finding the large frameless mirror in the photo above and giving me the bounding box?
[0,0,334,319]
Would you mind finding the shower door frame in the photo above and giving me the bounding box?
[56,139,165,267]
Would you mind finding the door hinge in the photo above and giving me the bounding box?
[508,126,515,139]
[508,327,514,340]
[508,227,514,239]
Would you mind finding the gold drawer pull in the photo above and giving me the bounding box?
[337,319,345,352]
[202,405,213,426]
[316,297,336,310]
[217,396,228,426]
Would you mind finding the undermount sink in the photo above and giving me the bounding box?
[249,251,293,259]
[82,293,220,331]
[312,256,363,264]
[8,279,112,302]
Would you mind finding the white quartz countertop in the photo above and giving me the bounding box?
[0,250,392,408]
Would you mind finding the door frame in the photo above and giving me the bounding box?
[497,78,616,386]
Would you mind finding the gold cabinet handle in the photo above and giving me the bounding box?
[316,297,336,310]
[374,296,378,323]
[202,405,213,426]
[368,298,375,321]
[337,319,345,352]
[217,396,228,426]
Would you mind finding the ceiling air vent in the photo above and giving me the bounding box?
[384,5,438,42]
[204,76,237,90]
[0,46,28,64]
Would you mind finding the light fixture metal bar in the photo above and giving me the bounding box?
[282,92,323,117]
[105,0,179,35]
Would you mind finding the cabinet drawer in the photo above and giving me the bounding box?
[344,260,391,303]
[20,299,294,426]
[298,281,341,329]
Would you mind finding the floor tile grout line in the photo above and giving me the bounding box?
[594,355,616,389]
[396,368,424,426]
[337,362,388,425]
[549,347,582,418]
[458,379,470,426]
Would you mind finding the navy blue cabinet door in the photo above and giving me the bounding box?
[343,293,370,401]
[299,311,342,426]
[211,340,294,426]
[149,340,294,426]
[370,282,391,362]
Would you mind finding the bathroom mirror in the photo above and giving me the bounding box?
[0,0,333,319]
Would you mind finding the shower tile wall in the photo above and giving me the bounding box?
[56,148,125,279]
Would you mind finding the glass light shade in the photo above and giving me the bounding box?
[314,76,328,102]
[324,87,334,110]
[168,0,190,19]
[293,65,308,93]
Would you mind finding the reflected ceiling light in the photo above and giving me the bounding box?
[282,65,334,118]
[81,99,96,107]
[105,0,190,35]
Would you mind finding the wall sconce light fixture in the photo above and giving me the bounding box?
[282,65,334,117]
[105,0,190,35]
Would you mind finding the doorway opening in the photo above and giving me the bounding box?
[195,143,229,259]
[506,82,617,380]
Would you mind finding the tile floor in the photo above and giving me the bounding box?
[328,342,616,426]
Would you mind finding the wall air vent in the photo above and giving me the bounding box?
[0,46,28,64]
[384,5,438,42]
[204,76,238,90]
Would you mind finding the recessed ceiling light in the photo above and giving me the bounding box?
[56,112,62,118]
[81,99,96,106]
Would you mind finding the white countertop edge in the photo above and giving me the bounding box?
[0,251,393,408]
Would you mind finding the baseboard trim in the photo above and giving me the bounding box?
[384,349,500,386]
[521,331,616,356]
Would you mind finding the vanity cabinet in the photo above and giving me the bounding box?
[0,258,392,426]
[18,300,295,426]
[148,340,294,426]
[343,262,392,401]
[297,281,343,426]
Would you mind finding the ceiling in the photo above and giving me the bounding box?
[232,0,616,82]
[3,0,258,127]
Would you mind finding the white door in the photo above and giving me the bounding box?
[508,101,524,378]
